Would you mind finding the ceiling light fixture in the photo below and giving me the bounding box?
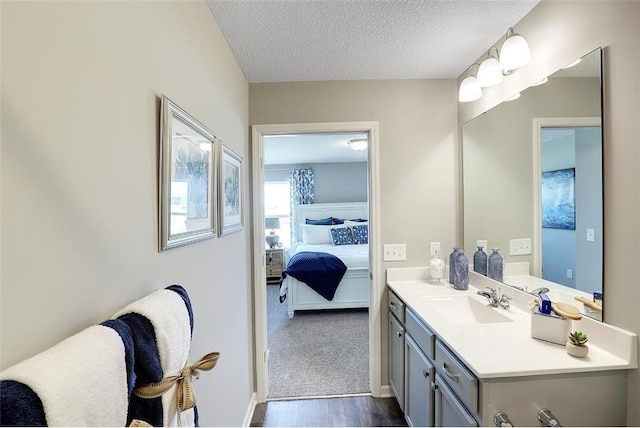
[348,138,368,151]
[499,27,531,74]
[458,63,482,103]
[477,47,504,87]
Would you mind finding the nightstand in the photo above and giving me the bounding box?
[266,248,284,284]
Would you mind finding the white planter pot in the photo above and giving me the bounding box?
[566,341,589,358]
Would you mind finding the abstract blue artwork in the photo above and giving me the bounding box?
[541,168,575,230]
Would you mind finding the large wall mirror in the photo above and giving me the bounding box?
[462,48,604,321]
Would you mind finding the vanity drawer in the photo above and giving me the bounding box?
[388,290,405,324]
[435,340,478,413]
[405,308,435,360]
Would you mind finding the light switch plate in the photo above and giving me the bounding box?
[586,228,595,242]
[384,244,406,261]
[430,242,441,257]
[509,238,532,256]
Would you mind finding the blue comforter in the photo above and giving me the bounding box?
[279,252,347,302]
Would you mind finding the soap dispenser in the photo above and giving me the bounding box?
[429,249,446,283]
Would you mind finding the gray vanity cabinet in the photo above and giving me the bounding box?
[405,334,435,427]
[434,375,478,427]
[388,291,406,411]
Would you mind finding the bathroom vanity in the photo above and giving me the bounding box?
[387,268,637,427]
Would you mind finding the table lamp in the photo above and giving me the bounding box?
[265,217,281,248]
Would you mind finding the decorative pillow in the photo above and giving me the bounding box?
[331,217,345,225]
[306,217,332,225]
[352,224,369,245]
[330,227,353,246]
[300,224,332,244]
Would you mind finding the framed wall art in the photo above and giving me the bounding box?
[218,143,243,236]
[159,95,218,251]
[541,167,576,230]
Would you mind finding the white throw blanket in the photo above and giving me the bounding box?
[0,325,130,426]
[113,287,193,427]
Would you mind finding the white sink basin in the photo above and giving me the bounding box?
[422,295,514,325]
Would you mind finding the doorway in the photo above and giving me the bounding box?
[252,122,381,403]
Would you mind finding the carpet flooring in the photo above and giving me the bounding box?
[267,284,370,399]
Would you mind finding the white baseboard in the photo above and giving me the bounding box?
[379,384,393,398]
[242,392,258,427]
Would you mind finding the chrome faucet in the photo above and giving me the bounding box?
[477,287,513,309]
[530,287,550,295]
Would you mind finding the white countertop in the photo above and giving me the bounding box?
[387,268,637,379]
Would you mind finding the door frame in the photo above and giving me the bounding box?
[532,116,602,277]
[252,121,381,403]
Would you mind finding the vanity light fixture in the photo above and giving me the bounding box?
[499,27,531,74]
[531,77,548,87]
[458,63,482,103]
[505,92,521,101]
[562,58,582,69]
[477,47,504,87]
[347,138,367,151]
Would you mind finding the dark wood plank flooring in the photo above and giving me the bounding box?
[250,395,407,427]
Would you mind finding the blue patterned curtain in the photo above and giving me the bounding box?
[290,169,314,243]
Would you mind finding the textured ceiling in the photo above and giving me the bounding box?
[206,0,540,83]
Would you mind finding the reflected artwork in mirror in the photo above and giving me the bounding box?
[462,48,603,321]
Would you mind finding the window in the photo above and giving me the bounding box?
[264,181,291,248]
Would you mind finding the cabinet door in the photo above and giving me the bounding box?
[434,375,477,427]
[405,334,434,427]
[388,313,405,411]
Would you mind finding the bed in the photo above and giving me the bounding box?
[279,202,370,318]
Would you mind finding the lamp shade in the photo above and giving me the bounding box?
[265,217,281,230]
[500,29,531,72]
[458,75,482,102]
[477,57,503,87]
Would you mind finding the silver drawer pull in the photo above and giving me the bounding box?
[442,362,460,383]
[422,369,429,379]
[389,302,396,309]
[396,331,402,338]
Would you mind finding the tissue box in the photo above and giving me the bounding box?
[530,306,570,345]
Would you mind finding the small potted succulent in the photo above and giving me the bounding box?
[566,331,589,358]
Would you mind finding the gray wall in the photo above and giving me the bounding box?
[1,2,252,426]
[251,79,459,388]
[265,162,368,203]
[458,2,640,423]
[542,132,576,287]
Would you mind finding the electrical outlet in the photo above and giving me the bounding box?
[567,269,573,279]
[586,228,595,242]
[384,244,406,261]
[509,238,532,256]
[430,242,441,257]
[476,240,488,251]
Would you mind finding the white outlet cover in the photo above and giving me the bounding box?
[476,240,488,250]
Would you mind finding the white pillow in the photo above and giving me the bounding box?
[345,220,369,227]
[300,224,332,244]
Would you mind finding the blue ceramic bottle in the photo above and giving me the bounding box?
[453,250,469,290]
[449,247,460,285]
[473,246,488,276]
[488,248,504,282]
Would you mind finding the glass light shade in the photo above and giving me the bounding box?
[477,57,504,87]
[458,76,482,102]
[500,33,531,72]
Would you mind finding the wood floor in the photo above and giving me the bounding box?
[250,395,407,427]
